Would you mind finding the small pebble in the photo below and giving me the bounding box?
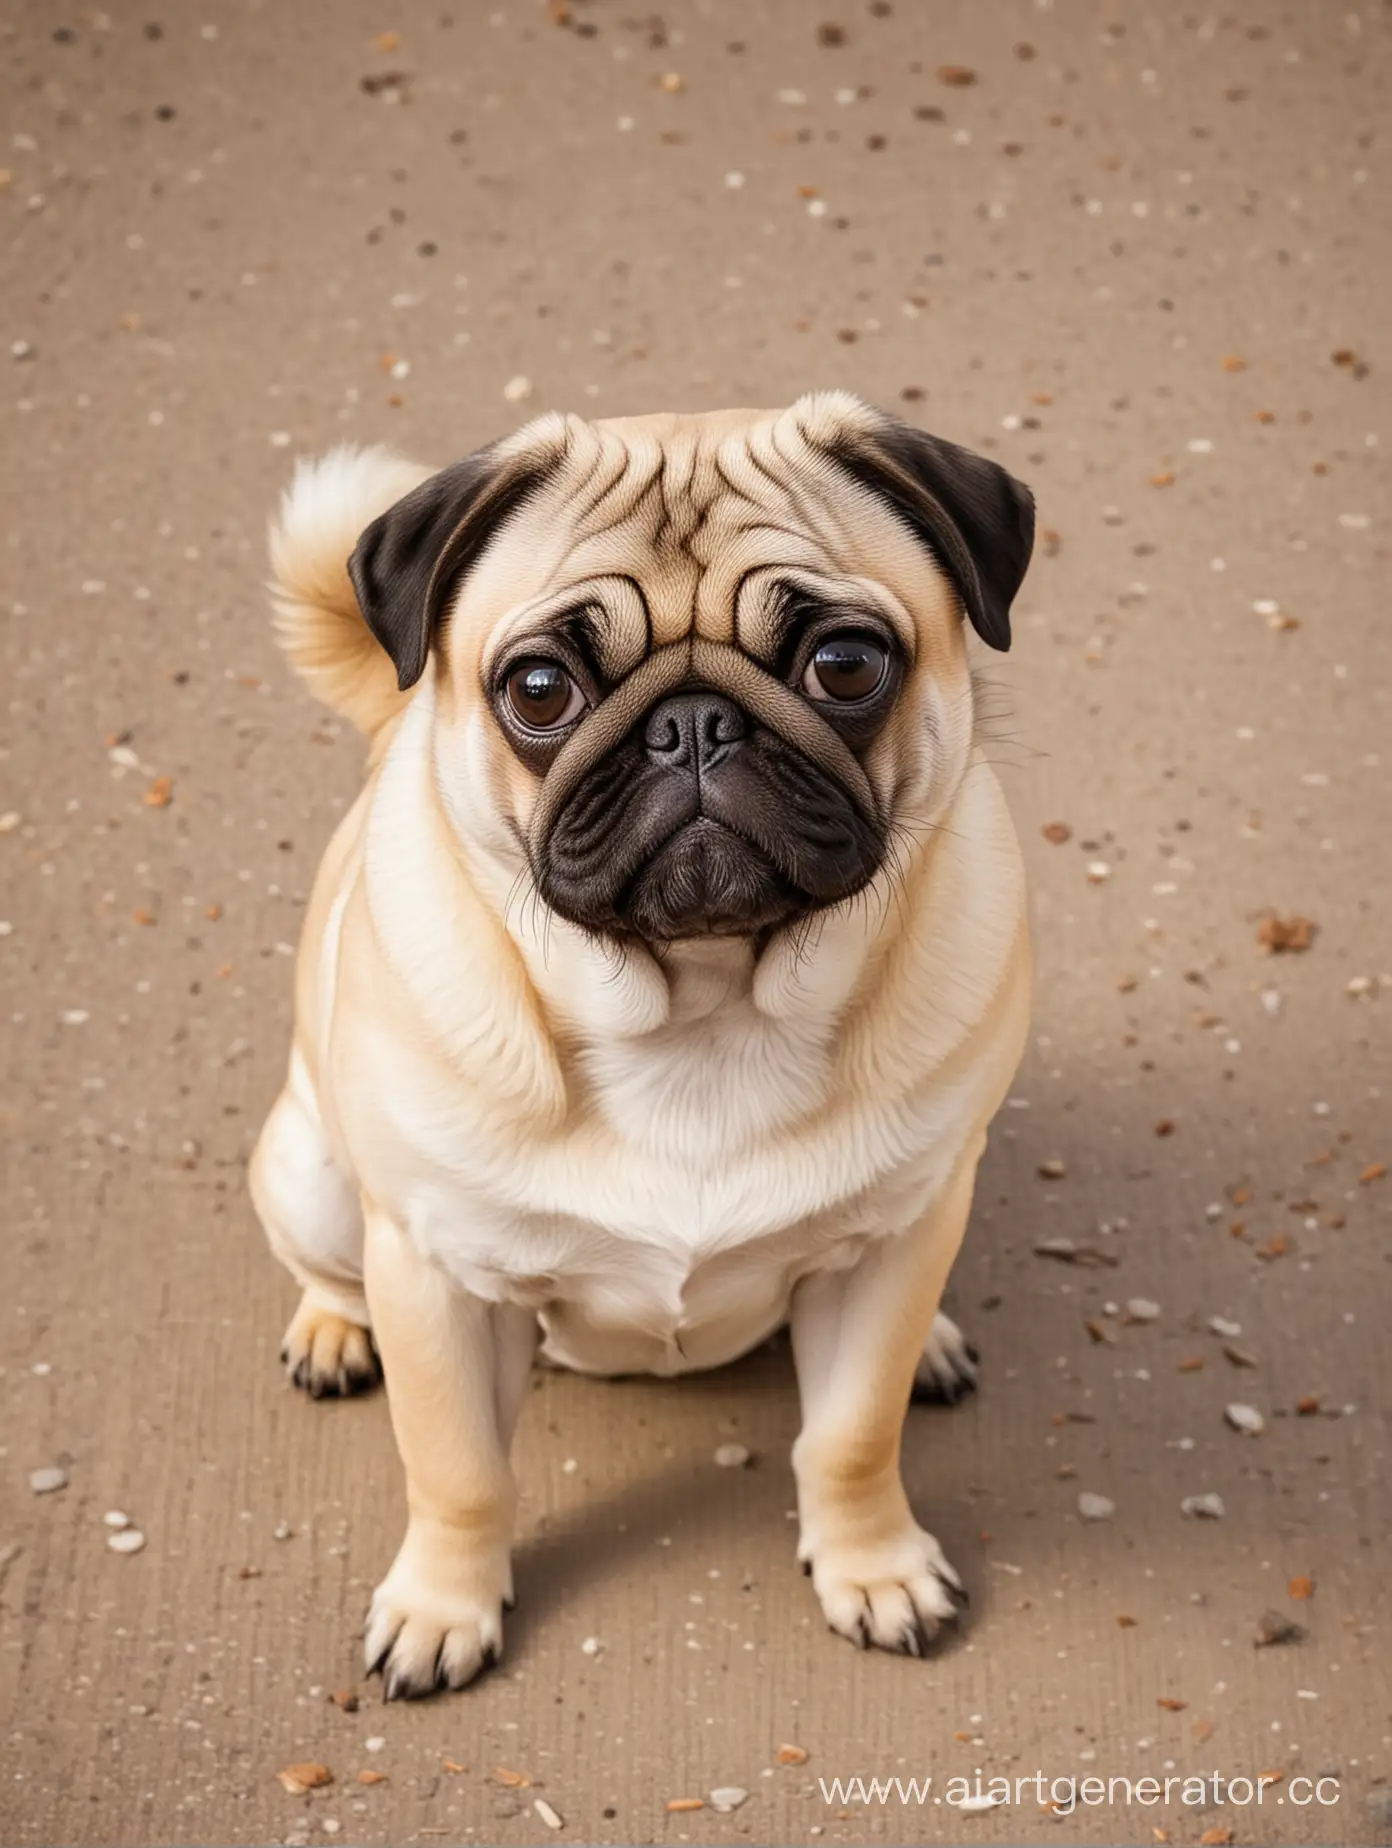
[710,1787,749,1812]
[273,1520,293,1541]
[580,1636,601,1656]
[1254,1609,1306,1647]
[1225,1402,1265,1436]
[1208,1316,1242,1339]
[29,1466,69,1495]
[1078,1493,1115,1521]
[1365,1788,1392,1831]
[1126,1297,1161,1322]
[364,1737,386,1754]
[533,1796,564,1830]
[1181,1492,1226,1519]
[107,1528,146,1554]
[103,1510,131,1529]
[714,1443,751,1468]
[503,374,533,403]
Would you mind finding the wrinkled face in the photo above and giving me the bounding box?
[350,393,1034,945]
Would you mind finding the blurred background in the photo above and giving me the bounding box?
[2,2,1388,1843]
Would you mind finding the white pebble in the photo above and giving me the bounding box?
[714,1443,751,1468]
[364,1737,386,1754]
[580,1636,601,1656]
[502,374,533,403]
[1086,860,1111,883]
[273,1520,292,1540]
[724,171,745,189]
[1180,1492,1226,1519]
[533,1797,564,1830]
[1126,1298,1161,1322]
[269,430,291,448]
[1077,1492,1115,1521]
[107,1528,146,1554]
[29,1465,69,1495]
[710,1787,749,1812]
[954,1792,1003,1812]
[1261,988,1282,1016]
[1208,1315,1242,1339]
[1225,1403,1265,1436]
[103,1509,131,1529]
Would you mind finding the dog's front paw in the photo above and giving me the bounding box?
[364,1524,511,1700]
[281,1292,380,1399]
[910,1310,978,1406]
[804,1521,966,1655]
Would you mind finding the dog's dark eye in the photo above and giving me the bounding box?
[504,660,585,731]
[802,633,888,703]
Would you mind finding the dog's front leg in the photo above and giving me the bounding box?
[789,1146,981,1655]
[362,1206,537,1698]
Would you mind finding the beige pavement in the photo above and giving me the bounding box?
[2,1,1389,1843]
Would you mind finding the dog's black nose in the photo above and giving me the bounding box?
[644,691,748,770]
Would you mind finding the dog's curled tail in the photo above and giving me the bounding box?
[269,444,433,739]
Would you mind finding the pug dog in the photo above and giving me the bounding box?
[250,391,1034,1698]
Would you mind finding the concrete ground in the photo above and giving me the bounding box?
[2,1,1389,1843]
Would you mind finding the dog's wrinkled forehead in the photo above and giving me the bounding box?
[499,403,874,647]
[347,390,1034,691]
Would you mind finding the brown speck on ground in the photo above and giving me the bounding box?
[2,2,1388,1844]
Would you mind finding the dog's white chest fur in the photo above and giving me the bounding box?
[380,931,990,1378]
[436,955,864,1374]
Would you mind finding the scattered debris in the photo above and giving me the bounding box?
[1181,1493,1226,1520]
[356,1770,388,1786]
[1254,1610,1306,1648]
[1033,1238,1117,1268]
[1225,1403,1265,1436]
[1288,1575,1314,1601]
[1041,822,1072,845]
[278,1763,333,1795]
[778,1744,809,1765]
[1257,913,1316,954]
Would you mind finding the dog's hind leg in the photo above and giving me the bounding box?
[250,1049,379,1398]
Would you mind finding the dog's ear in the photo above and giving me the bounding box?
[825,412,1035,652]
[348,443,554,691]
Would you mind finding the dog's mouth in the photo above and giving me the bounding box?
[615,817,802,942]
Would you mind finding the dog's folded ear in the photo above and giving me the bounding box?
[822,409,1035,652]
[348,440,556,691]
